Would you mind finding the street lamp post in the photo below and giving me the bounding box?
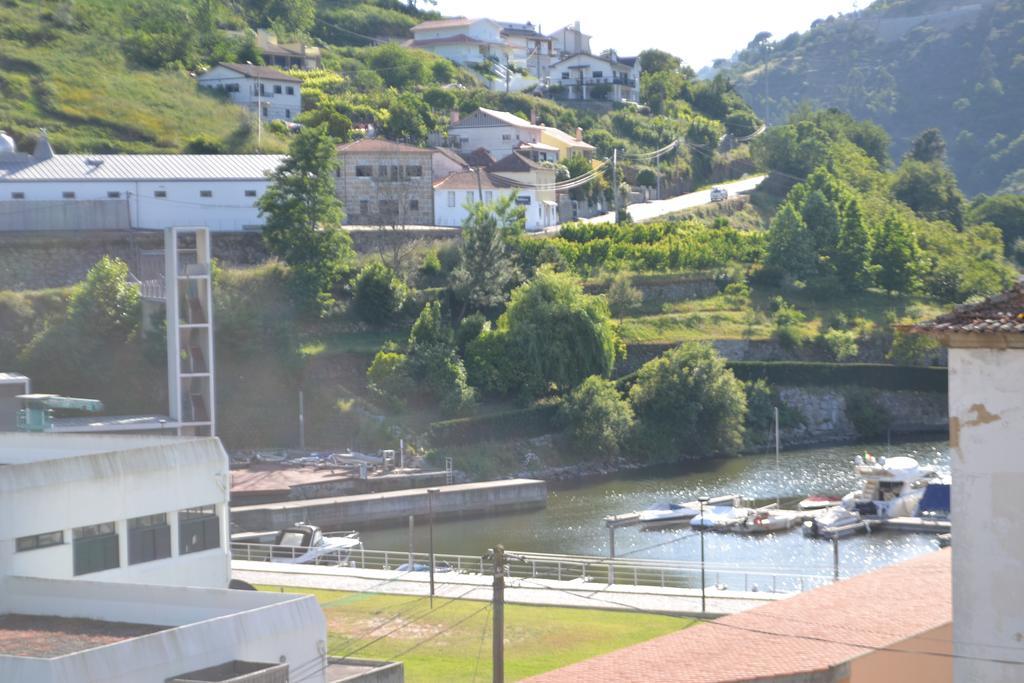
[698,496,710,614]
[427,487,440,606]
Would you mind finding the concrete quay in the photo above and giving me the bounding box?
[230,479,547,532]
[232,560,782,617]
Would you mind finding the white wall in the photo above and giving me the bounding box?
[450,123,540,161]
[198,66,301,121]
[0,435,231,588]
[0,179,269,230]
[948,346,1024,682]
[434,188,554,231]
[0,576,327,683]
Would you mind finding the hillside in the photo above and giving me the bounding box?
[716,0,1024,195]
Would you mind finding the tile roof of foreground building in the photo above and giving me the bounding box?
[907,283,1024,335]
[0,614,166,658]
[525,549,951,683]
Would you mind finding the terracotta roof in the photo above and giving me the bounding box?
[210,62,300,82]
[458,147,496,168]
[434,170,512,191]
[488,151,544,173]
[908,283,1024,335]
[525,549,951,683]
[0,614,166,657]
[337,138,429,155]
[432,146,470,168]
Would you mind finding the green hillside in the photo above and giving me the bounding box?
[717,0,1024,195]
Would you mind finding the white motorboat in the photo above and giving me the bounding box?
[690,505,750,530]
[797,495,842,511]
[841,454,940,518]
[270,523,362,565]
[803,507,868,539]
[638,502,699,526]
[733,508,801,534]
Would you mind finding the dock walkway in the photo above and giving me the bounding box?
[232,560,783,617]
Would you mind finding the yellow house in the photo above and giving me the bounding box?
[538,124,596,160]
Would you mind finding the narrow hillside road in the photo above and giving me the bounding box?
[577,174,767,227]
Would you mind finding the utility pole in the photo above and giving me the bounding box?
[611,148,619,222]
[298,389,305,450]
[698,496,709,614]
[247,61,262,151]
[474,166,484,202]
[407,514,414,568]
[833,536,840,583]
[492,545,505,683]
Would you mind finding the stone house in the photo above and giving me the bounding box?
[335,138,434,226]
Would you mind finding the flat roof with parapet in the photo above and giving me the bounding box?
[0,614,167,658]
[0,432,194,466]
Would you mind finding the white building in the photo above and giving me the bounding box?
[548,21,591,58]
[550,52,640,102]
[0,130,283,232]
[500,22,555,81]
[0,433,230,587]
[910,284,1024,682]
[408,18,513,69]
[433,159,557,231]
[446,108,594,162]
[198,62,302,122]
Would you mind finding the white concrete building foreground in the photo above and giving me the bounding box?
[0,434,395,683]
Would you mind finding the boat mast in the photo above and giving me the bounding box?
[775,406,781,508]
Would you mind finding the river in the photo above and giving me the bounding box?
[361,438,949,583]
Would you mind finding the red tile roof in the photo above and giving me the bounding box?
[525,549,951,683]
[908,283,1024,335]
[337,138,429,155]
[0,614,166,657]
[488,151,545,173]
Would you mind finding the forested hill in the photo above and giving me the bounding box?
[716,0,1024,196]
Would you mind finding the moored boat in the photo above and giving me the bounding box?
[841,454,941,519]
[733,508,801,534]
[803,507,868,539]
[270,523,362,565]
[638,501,699,526]
[798,495,841,511]
[690,505,750,530]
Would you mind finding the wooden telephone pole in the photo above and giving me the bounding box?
[492,545,505,683]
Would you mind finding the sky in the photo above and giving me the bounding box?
[434,0,864,70]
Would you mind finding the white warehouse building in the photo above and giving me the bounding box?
[0,433,342,683]
[0,130,283,232]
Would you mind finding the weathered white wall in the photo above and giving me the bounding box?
[948,346,1024,682]
[0,435,230,588]
[449,122,541,161]
[198,65,302,121]
[434,187,554,230]
[0,576,327,683]
[0,179,270,230]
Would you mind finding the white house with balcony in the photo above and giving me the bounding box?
[198,62,302,122]
[408,18,513,68]
[550,52,640,102]
[0,130,283,232]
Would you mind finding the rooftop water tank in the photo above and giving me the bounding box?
[0,130,16,156]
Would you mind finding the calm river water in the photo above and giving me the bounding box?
[361,439,949,581]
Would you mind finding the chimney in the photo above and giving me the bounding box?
[575,127,583,142]
[450,109,460,124]
[530,106,537,125]
[574,20,581,32]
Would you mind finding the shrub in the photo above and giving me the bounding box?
[771,297,806,349]
[352,262,408,325]
[887,330,941,366]
[366,349,413,410]
[822,328,860,361]
[559,376,635,458]
[606,272,643,316]
[722,281,750,308]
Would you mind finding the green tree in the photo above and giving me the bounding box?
[907,128,947,163]
[559,376,635,458]
[766,203,816,278]
[628,343,747,460]
[259,124,353,313]
[353,262,408,325]
[873,213,920,294]
[449,194,524,318]
[66,256,141,342]
[892,158,965,228]
[834,198,874,290]
[638,48,683,74]
[498,267,619,397]
[968,194,1024,251]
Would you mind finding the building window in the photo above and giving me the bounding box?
[355,165,373,177]
[62,191,75,199]
[466,191,474,204]
[128,514,171,565]
[409,199,419,212]
[447,191,456,208]
[16,531,64,552]
[502,134,512,141]
[178,505,220,555]
[262,107,268,118]
[11,192,24,199]
[484,191,493,202]
[286,86,294,95]
[226,83,239,93]
[273,85,282,94]
[73,522,119,576]
[244,190,257,197]
[390,165,399,181]
[199,190,212,198]
[405,165,422,177]
[335,168,341,178]
[378,165,388,177]
[107,191,121,199]
[154,190,167,198]
[561,71,570,79]
[592,70,603,78]
[359,199,369,215]
[285,109,291,119]
[378,199,399,218]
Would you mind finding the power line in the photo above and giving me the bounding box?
[387,601,491,660]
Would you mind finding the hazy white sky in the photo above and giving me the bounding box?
[434,0,863,69]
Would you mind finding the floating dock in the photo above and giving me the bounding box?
[230,478,547,532]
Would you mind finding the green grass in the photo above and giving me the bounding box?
[0,0,288,153]
[257,586,689,682]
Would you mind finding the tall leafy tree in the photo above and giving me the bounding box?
[449,193,524,318]
[259,124,353,314]
[834,198,874,291]
[907,128,947,164]
[873,213,920,294]
[560,376,635,458]
[893,158,965,228]
[766,202,816,279]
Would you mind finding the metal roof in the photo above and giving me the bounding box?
[205,63,301,82]
[0,155,285,182]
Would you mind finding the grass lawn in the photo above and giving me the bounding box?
[258,586,690,682]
